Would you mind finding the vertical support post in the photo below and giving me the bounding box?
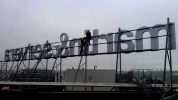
[138,70,139,82]
[27,59,30,81]
[46,59,48,71]
[56,72,59,82]
[84,45,88,91]
[162,18,171,97]
[13,61,19,81]
[150,70,152,79]
[5,62,8,81]
[28,43,31,70]
[52,59,57,81]
[72,56,83,91]
[163,22,168,95]
[7,61,14,81]
[0,62,5,80]
[115,28,121,83]
[56,59,58,82]
[46,59,49,81]
[143,70,144,82]
[119,36,122,76]
[59,58,62,82]
[167,18,173,90]
[28,60,30,70]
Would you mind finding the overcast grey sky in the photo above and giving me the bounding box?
[0,0,178,70]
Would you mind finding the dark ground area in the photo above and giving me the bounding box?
[0,91,145,100]
[0,88,177,100]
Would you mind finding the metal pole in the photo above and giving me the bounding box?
[119,28,122,81]
[167,18,173,89]
[46,59,48,71]
[5,62,8,81]
[59,58,62,82]
[54,59,58,82]
[72,56,83,90]
[13,61,19,81]
[46,59,49,81]
[7,62,14,81]
[84,45,88,91]
[28,60,30,70]
[162,18,169,96]
[150,70,152,78]
[143,70,144,82]
[28,43,31,70]
[51,59,57,71]
[115,28,121,83]
[119,32,122,77]
[0,62,5,79]
[138,70,139,82]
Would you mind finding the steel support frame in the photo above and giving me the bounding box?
[162,18,173,98]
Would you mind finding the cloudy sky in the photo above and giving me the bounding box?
[0,0,178,71]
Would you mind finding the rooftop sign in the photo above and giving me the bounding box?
[4,23,176,61]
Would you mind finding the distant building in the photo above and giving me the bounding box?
[151,71,178,84]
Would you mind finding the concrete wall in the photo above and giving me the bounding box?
[54,71,66,82]
[64,69,115,91]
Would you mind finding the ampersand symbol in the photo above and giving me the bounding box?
[58,33,69,57]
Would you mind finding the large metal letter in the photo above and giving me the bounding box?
[114,31,135,53]
[100,33,113,53]
[4,50,10,61]
[69,39,81,56]
[169,23,176,49]
[90,29,99,54]
[136,25,165,51]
